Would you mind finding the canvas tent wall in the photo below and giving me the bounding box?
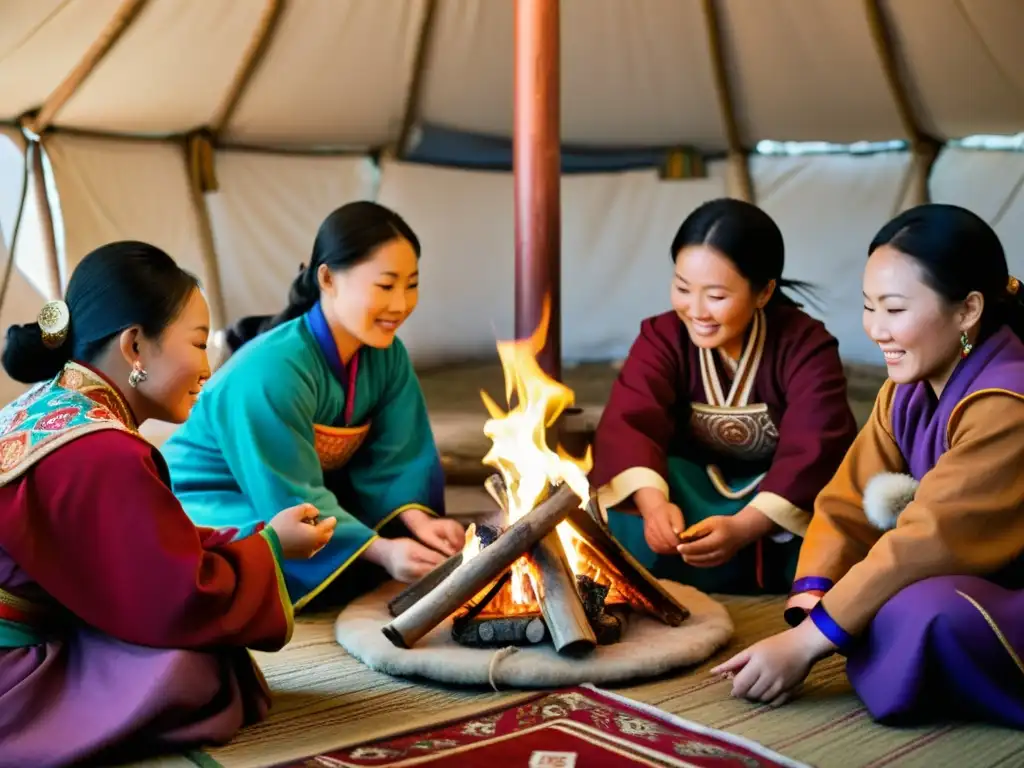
[0,0,1022,409]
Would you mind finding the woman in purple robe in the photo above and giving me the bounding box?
[590,199,858,595]
[713,203,1024,729]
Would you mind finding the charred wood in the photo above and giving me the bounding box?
[381,483,582,648]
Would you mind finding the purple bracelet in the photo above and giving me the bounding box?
[790,576,833,595]
[808,601,856,654]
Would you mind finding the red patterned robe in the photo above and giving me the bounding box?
[0,363,294,767]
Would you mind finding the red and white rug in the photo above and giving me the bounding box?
[268,684,808,767]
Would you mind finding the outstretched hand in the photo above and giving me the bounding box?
[400,508,465,556]
[710,620,836,706]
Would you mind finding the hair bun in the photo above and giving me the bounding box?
[2,321,72,384]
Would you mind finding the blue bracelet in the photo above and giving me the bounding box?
[808,602,856,654]
[790,576,833,595]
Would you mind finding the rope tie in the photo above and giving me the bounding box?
[487,646,519,691]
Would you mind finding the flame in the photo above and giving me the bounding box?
[480,297,592,523]
[478,297,594,606]
[460,523,480,563]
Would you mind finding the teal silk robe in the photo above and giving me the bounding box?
[163,304,446,610]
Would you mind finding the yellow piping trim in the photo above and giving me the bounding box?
[292,534,379,612]
[376,503,437,532]
[313,423,371,437]
[956,589,1024,677]
[263,535,295,644]
[291,505,439,611]
[946,388,1024,446]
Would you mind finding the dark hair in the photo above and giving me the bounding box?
[869,203,1023,341]
[2,241,199,384]
[226,201,420,351]
[670,198,816,309]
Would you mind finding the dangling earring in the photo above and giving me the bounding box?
[128,361,149,388]
[960,332,973,359]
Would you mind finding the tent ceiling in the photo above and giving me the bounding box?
[0,0,1022,151]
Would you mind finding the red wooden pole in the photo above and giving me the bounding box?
[514,0,561,380]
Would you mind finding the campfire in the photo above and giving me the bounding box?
[382,301,688,656]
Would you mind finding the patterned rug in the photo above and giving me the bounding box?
[134,595,1022,768]
[263,685,807,768]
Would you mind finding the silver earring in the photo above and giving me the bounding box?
[128,362,148,389]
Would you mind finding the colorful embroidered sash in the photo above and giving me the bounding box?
[305,304,371,471]
[0,363,135,486]
[0,362,135,645]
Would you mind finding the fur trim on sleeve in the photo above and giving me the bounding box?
[862,472,919,531]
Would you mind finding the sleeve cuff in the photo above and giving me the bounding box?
[378,504,438,531]
[259,526,285,563]
[596,467,670,514]
[809,601,857,654]
[750,492,812,537]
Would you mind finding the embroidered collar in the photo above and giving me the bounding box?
[58,362,139,433]
[698,309,767,408]
[304,303,360,427]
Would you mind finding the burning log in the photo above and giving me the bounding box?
[577,575,623,645]
[388,554,463,618]
[530,531,596,655]
[567,498,690,626]
[452,615,547,647]
[387,524,503,618]
[381,483,582,649]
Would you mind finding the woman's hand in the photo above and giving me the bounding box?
[400,508,465,556]
[710,619,837,706]
[677,505,776,568]
[639,501,686,555]
[366,537,446,583]
[269,503,337,559]
[676,516,746,567]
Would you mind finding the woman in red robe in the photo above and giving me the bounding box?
[0,242,336,767]
[590,199,858,595]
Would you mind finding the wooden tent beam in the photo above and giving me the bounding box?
[210,0,286,139]
[184,134,228,331]
[864,0,939,207]
[395,0,440,157]
[30,141,62,299]
[27,0,150,135]
[699,0,753,202]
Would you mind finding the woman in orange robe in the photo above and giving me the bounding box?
[714,204,1024,729]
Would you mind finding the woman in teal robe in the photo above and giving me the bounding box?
[163,202,464,611]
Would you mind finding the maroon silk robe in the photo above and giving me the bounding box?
[0,364,294,767]
[591,304,858,538]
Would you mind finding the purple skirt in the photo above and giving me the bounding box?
[0,626,271,767]
[846,575,1024,728]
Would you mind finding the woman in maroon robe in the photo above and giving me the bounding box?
[591,199,858,595]
[0,242,336,767]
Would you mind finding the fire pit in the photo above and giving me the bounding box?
[335,303,733,687]
[385,477,689,656]
[381,302,689,656]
